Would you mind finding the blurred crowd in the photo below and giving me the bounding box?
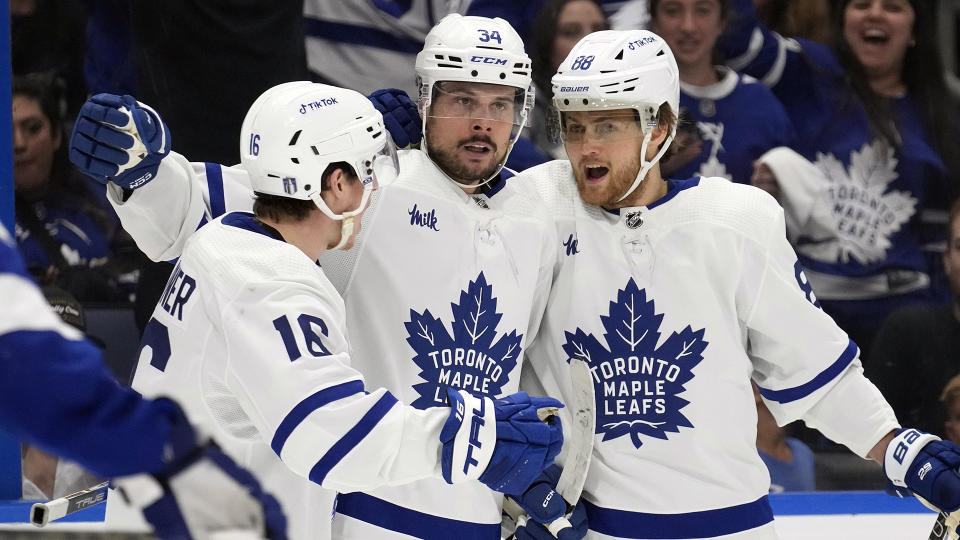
[9,0,959,495]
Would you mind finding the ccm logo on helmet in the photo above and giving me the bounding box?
[627,37,658,50]
[298,98,339,114]
[470,56,508,65]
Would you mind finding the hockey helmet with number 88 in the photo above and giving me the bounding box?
[550,30,680,202]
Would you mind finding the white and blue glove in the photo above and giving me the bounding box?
[440,389,563,495]
[367,88,422,149]
[70,93,170,189]
[115,398,287,540]
[885,428,960,513]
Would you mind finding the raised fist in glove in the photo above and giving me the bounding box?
[114,398,287,540]
[440,389,563,495]
[885,428,960,514]
[367,88,421,149]
[70,93,170,189]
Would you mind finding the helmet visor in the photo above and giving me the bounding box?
[428,81,528,127]
[550,109,649,145]
[355,132,399,190]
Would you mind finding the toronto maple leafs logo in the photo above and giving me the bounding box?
[562,278,707,448]
[405,272,522,409]
[805,140,916,265]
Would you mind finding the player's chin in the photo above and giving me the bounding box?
[575,182,611,207]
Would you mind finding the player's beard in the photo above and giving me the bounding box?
[427,134,504,185]
[573,150,644,208]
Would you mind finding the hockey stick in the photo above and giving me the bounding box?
[916,494,958,540]
[929,511,950,540]
[504,358,595,538]
[30,481,109,527]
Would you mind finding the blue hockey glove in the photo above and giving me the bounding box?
[440,389,563,495]
[114,398,287,540]
[367,88,421,149]
[70,93,170,189]
[513,465,567,523]
[514,501,587,540]
[884,428,960,513]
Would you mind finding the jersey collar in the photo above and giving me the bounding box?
[603,176,702,216]
[679,66,739,101]
[222,212,285,242]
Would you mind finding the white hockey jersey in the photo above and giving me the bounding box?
[109,149,558,539]
[128,212,456,540]
[519,161,898,539]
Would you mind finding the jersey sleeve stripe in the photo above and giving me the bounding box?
[270,379,365,455]
[724,28,764,72]
[307,391,399,486]
[757,338,858,403]
[760,34,789,87]
[303,18,424,54]
[204,162,226,218]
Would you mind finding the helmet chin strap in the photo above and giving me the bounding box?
[332,215,355,250]
[614,131,675,204]
[312,188,373,251]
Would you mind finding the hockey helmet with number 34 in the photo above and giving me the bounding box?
[415,14,535,187]
[551,30,680,202]
[240,82,399,225]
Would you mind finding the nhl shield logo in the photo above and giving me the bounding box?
[625,211,643,229]
[282,177,298,194]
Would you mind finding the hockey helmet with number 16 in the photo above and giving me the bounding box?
[240,82,398,248]
[551,30,680,203]
[415,14,535,187]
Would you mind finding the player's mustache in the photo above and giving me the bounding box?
[458,136,497,152]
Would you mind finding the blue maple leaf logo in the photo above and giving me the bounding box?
[562,278,708,448]
[405,272,522,409]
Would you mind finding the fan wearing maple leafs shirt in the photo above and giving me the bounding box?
[514,29,960,539]
[719,0,959,355]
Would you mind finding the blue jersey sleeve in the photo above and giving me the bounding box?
[719,0,841,97]
[0,228,172,478]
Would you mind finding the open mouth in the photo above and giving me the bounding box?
[862,29,890,46]
[586,165,609,181]
[463,143,491,155]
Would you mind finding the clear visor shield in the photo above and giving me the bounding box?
[548,108,652,145]
[427,82,529,130]
[353,132,400,193]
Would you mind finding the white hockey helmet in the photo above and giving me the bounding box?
[551,30,680,203]
[240,82,398,249]
[415,14,535,187]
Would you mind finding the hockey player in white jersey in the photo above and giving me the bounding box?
[508,29,960,539]
[0,223,288,539]
[97,77,563,540]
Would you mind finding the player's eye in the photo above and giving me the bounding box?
[598,123,618,135]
